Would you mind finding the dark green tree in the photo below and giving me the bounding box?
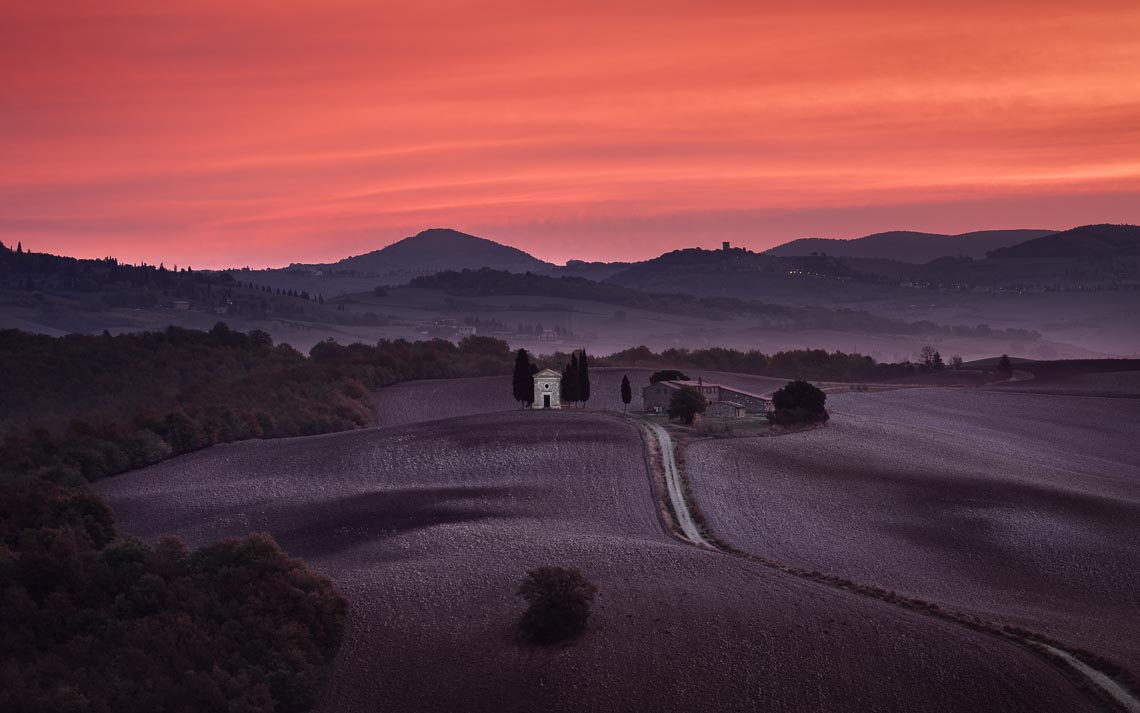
[577,349,590,407]
[667,386,707,424]
[768,380,829,425]
[649,369,689,383]
[919,345,938,370]
[512,348,534,407]
[561,353,580,406]
[620,374,632,412]
[517,566,598,644]
[997,354,1013,373]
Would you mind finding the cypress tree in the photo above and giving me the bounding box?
[16,241,23,254]
[512,348,534,408]
[577,349,590,408]
[620,374,632,412]
[561,354,579,406]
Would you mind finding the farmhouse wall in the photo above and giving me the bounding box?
[707,401,746,418]
[642,382,675,410]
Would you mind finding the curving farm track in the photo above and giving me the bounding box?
[645,421,709,547]
[659,389,1140,712]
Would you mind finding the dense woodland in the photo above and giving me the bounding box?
[0,327,516,485]
[410,268,1041,339]
[0,241,238,309]
[0,243,347,322]
[0,479,346,713]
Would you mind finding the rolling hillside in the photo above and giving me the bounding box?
[766,229,1055,263]
[96,408,1103,713]
[987,224,1140,259]
[330,228,553,274]
[687,388,1140,675]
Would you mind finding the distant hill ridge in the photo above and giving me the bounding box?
[765,229,1056,263]
[331,228,553,274]
[986,224,1140,259]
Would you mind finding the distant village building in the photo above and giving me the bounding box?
[454,325,477,338]
[172,300,190,310]
[533,368,562,410]
[642,377,771,417]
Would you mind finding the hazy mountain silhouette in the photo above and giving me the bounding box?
[766,229,1055,263]
[332,228,552,274]
[986,224,1140,259]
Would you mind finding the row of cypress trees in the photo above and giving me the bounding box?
[560,350,591,407]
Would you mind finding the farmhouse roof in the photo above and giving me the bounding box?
[534,368,561,378]
[662,379,771,401]
[719,386,772,401]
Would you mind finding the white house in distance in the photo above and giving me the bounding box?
[533,368,562,410]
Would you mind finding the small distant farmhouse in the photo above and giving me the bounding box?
[642,377,771,417]
[533,368,562,410]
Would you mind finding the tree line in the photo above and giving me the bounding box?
[1,327,517,485]
[593,345,920,382]
[0,479,346,713]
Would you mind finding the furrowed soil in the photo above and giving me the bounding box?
[988,369,1140,398]
[98,409,1102,713]
[687,387,1140,678]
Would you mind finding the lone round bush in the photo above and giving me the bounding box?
[768,380,829,425]
[517,566,598,644]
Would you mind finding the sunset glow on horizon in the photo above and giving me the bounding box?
[3,0,1139,268]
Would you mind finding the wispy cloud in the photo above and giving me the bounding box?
[2,0,1138,266]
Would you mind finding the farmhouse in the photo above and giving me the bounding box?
[642,377,771,417]
[533,368,562,410]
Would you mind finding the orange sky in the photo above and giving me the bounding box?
[2,0,1139,267]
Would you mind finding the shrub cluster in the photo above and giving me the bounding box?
[0,479,347,713]
[768,380,829,425]
[517,567,598,644]
[649,369,690,383]
[598,345,917,382]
